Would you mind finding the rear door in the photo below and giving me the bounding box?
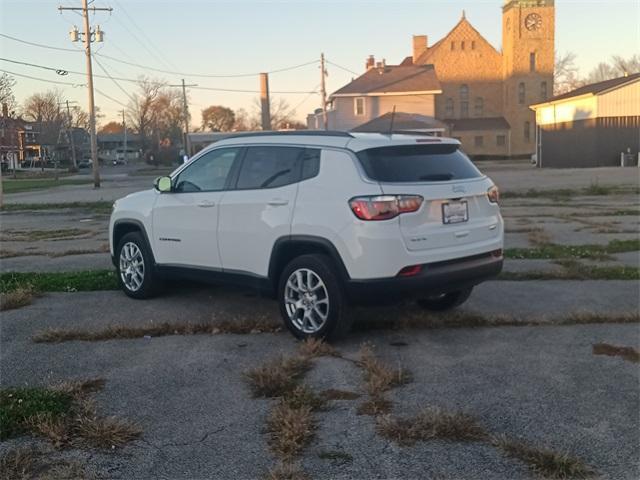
[356,143,501,252]
[217,145,311,277]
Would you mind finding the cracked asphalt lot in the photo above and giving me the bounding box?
[1,282,639,479]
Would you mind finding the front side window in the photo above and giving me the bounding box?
[236,146,304,189]
[356,144,482,183]
[174,147,240,192]
[354,97,365,116]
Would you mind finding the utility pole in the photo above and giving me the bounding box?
[259,73,271,131]
[121,109,127,164]
[168,80,196,159]
[59,100,78,171]
[59,1,112,188]
[320,53,328,130]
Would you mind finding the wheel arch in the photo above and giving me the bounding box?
[112,219,155,266]
[268,235,350,288]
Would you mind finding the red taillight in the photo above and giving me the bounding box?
[349,195,423,221]
[491,248,503,258]
[397,264,423,277]
[487,185,499,204]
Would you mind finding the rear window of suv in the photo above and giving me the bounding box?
[356,144,482,182]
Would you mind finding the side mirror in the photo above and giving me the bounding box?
[154,176,173,192]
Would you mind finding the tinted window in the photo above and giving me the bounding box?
[174,147,240,192]
[237,146,303,189]
[356,144,482,183]
[301,149,320,180]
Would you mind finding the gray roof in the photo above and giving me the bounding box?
[534,73,640,105]
[331,65,441,97]
[352,112,448,133]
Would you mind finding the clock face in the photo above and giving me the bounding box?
[525,13,543,31]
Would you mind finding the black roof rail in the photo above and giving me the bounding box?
[223,130,354,140]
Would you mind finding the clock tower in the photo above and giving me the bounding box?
[502,0,555,155]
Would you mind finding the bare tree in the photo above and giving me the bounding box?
[233,107,259,131]
[554,52,584,95]
[201,105,235,132]
[587,54,640,83]
[0,73,17,114]
[126,77,163,152]
[22,89,64,124]
[251,97,299,130]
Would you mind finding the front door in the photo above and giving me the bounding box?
[152,147,241,269]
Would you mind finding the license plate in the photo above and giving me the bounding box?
[442,201,468,224]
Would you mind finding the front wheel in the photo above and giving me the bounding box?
[278,254,351,340]
[116,232,161,299]
[417,287,473,311]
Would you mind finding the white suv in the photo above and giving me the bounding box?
[109,132,503,339]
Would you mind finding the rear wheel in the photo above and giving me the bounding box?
[116,232,161,299]
[278,254,351,340]
[417,287,473,311]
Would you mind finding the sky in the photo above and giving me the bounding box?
[1,0,639,126]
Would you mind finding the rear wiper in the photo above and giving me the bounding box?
[419,173,454,181]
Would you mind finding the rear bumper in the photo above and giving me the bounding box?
[345,251,503,303]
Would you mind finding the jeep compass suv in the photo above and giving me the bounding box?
[109,132,503,339]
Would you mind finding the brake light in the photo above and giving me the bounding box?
[487,185,499,204]
[397,264,423,277]
[349,195,423,221]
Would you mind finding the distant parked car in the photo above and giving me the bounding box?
[109,131,504,339]
[77,159,92,169]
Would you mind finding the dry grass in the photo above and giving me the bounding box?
[281,385,327,411]
[0,446,88,480]
[376,407,488,446]
[71,399,142,449]
[53,378,106,399]
[33,318,282,343]
[318,450,353,463]
[245,356,313,398]
[593,343,640,363]
[298,338,339,358]
[357,344,412,396]
[265,402,316,459]
[0,285,36,311]
[266,462,311,480]
[321,389,361,401]
[353,309,639,333]
[356,395,392,416]
[528,228,552,246]
[493,435,594,479]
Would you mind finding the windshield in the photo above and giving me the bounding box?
[356,144,483,183]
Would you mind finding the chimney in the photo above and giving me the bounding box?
[365,55,375,70]
[412,35,428,63]
[2,103,7,118]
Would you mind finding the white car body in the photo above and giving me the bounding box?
[110,132,503,311]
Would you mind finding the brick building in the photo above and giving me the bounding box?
[309,0,555,158]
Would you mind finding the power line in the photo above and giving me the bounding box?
[326,59,360,76]
[0,33,320,79]
[1,57,318,94]
[91,54,137,103]
[0,33,78,52]
[94,87,128,107]
[0,68,85,87]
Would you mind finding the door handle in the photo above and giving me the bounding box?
[268,199,289,206]
[197,200,216,208]
[455,230,470,238]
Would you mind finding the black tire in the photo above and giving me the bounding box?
[115,231,161,299]
[417,287,473,311]
[277,254,351,341]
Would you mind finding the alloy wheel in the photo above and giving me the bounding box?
[284,268,330,334]
[119,241,145,292]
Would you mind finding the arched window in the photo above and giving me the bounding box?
[530,52,537,72]
[445,98,454,118]
[474,97,484,117]
[460,85,469,118]
[524,121,531,142]
[518,83,526,105]
[541,81,548,100]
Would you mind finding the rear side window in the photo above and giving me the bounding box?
[237,146,303,189]
[301,149,320,180]
[356,144,482,182]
